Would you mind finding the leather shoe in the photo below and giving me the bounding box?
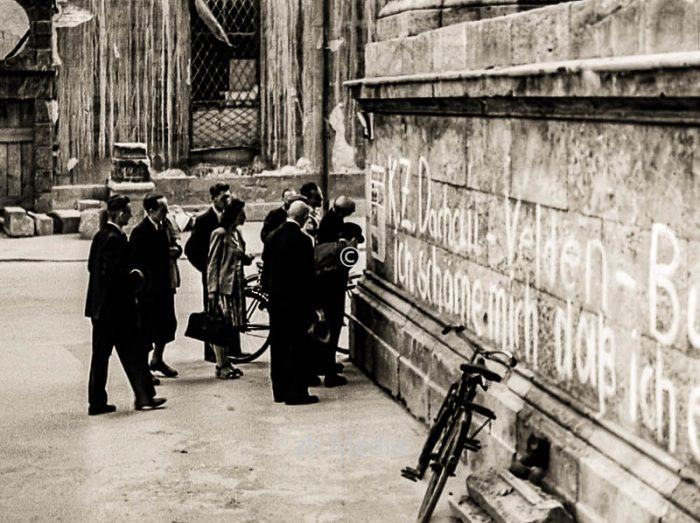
[88,404,116,416]
[151,373,161,386]
[135,397,167,411]
[285,395,319,406]
[324,374,348,387]
[150,361,178,378]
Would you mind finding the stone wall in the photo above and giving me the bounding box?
[349,1,700,521]
[0,0,57,213]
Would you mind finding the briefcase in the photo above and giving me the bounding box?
[184,311,235,346]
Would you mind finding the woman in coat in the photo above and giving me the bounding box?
[207,198,252,379]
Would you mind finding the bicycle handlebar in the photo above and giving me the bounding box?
[442,323,518,368]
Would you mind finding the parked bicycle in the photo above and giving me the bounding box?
[401,324,517,523]
[230,263,362,364]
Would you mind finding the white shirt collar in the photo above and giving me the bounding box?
[147,215,161,229]
[212,206,223,222]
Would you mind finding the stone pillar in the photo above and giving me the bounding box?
[107,142,155,207]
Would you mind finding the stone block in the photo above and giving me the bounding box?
[35,145,53,172]
[467,118,511,195]
[77,199,106,211]
[467,470,574,523]
[473,17,512,69]
[34,123,52,147]
[376,9,441,40]
[33,192,52,214]
[431,22,468,72]
[365,39,401,78]
[27,211,53,236]
[397,358,429,422]
[401,32,432,75]
[48,209,81,234]
[511,3,571,65]
[374,338,399,397]
[3,207,34,237]
[425,116,468,187]
[34,171,52,194]
[578,453,668,523]
[510,119,568,210]
[79,208,102,240]
[644,0,700,54]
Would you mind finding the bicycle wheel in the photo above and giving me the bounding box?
[416,410,471,523]
[228,286,271,364]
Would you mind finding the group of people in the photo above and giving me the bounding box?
[85,194,178,414]
[85,181,362,414]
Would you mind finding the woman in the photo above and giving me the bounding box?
[207,198,252,379]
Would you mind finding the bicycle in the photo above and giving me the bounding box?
[401,324,517,523]
[229,263,362,364]
[228,261,271,364]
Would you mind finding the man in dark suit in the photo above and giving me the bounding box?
[184,183,231,362]
[262,200,319,405]
[317,195,356,244]
[260,188,296,244]
[130,194,182,378]
[85,195,166,414]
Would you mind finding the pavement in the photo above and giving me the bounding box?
[0,222,461,522]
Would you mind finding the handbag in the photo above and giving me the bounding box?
[185,311,236,346]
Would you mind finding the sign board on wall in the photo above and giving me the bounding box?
[368,163,386,262]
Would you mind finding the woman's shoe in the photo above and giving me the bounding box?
[216,365,241,379]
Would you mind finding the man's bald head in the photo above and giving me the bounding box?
[288,200,310,226]
[333,195,356,217]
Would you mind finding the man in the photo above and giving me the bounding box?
[262,200,319,405]
[130,194,181,378]
[85,194,166,414]
[184,183,231,362]
[317,195,356,245]
[299,182,324,242]
[314,222,364,387]
[260,188,298,244]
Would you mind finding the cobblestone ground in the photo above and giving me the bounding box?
[0,225,460,522]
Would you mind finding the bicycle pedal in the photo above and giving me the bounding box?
[400,467,421,482]
[464,438,481,451]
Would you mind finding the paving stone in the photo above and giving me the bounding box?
[3,206,34,237]
[27,211,53,236]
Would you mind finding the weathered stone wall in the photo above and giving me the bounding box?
[0,0,57,213]
[350,0,700,521]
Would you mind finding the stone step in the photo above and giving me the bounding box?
[466,470,573,523]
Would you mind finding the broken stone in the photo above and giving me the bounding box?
[3,206,33,237]
[79,208,102,240]
[27,211,54,236]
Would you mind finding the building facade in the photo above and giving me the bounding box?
[349,0,700,521]
[0,0,57,212]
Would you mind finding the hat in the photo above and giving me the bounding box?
[340,222,364,244]
[107,194,130,212]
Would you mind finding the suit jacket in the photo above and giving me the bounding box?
[260,206,287,244]
[85,223,135,322]
[262,221,316,329]
[129,218,179,304]
[317,208,344,245]
[185,207,220,274]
